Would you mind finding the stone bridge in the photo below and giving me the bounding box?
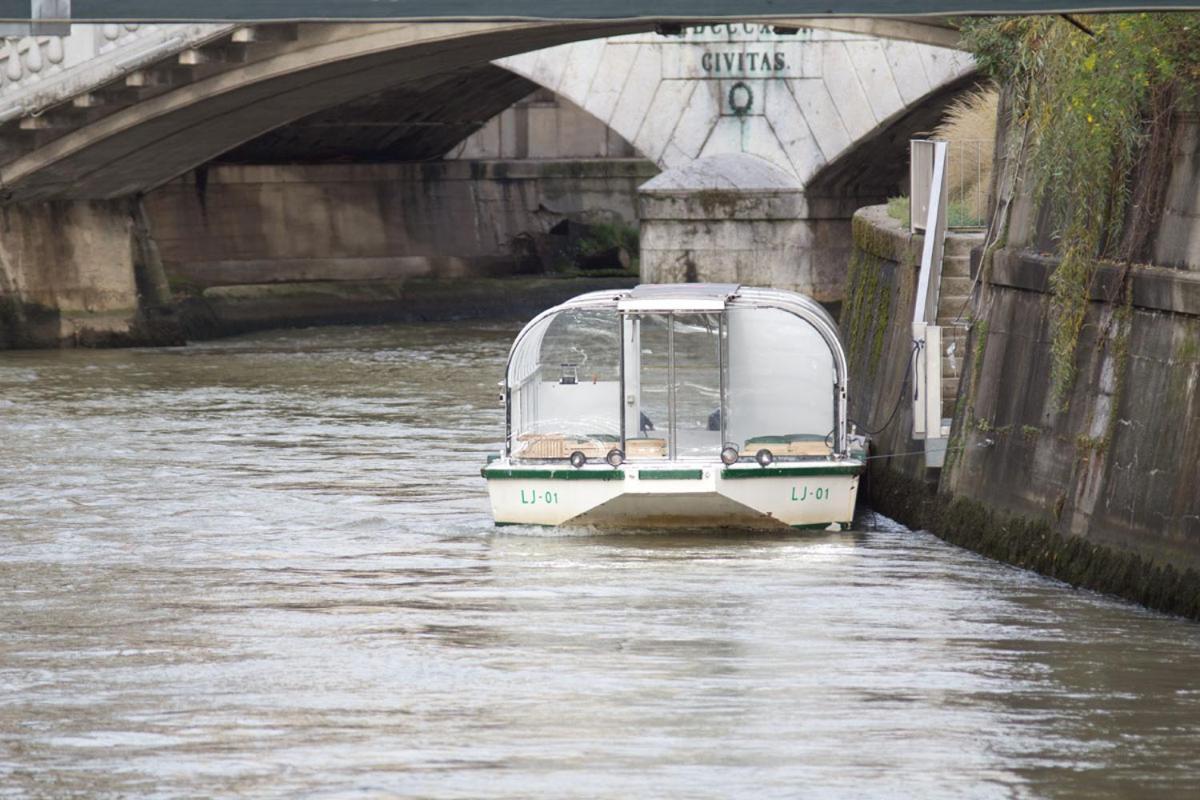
[0,19,975,346]
[495,26,972,185]
[488,27,974,296]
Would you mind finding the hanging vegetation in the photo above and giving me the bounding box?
[960,13,1200,404]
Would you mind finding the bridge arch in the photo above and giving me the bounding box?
[491,27,975,182]
[0,21,655,202]
[0,20,971,202]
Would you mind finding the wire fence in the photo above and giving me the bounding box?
[910,138,990,232]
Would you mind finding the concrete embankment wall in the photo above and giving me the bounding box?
[143,160,653,290]
[0,160,652,348]
[846,205,1200,619]
[143,159,651,338]
[180,275,638,338]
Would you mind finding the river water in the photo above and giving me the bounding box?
[2,322,1200,799]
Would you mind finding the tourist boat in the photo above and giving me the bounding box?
[482,284,866,529]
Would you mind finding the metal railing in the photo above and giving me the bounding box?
[911,138,989,232]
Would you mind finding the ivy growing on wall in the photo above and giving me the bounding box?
[961,13,1200,404]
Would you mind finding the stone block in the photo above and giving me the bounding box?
[555,101,610,158]
[842,40,905,125]
[556,39,606,105]
[787,78,851,162]
[917,45,974,88]
[632,79,695,164]
[1152,119,1200,270]
[764,79,826,181]
[608,44,662,138]
[712,116,794,176]
[498,107,522,159]
[527,44,570,94]
[526,105,560,159]
[819,42,878,140]
[581,42,639,125]
[666,81,723,161]
[879,39,933,106]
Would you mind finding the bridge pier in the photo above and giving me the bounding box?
[638,152,867,304]
[0,198,177,348]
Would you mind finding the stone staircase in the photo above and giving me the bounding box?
[935,232,980,421]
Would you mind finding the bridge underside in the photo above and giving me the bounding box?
[0,22,648,202]
[213,65,538,164]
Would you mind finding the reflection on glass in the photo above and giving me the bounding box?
[509,308,621,461]
[508,303,838,463]
[672,313,722,459]
[630,313,670,459]
[726,307,835,460]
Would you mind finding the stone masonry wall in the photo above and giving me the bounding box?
[845,205,1200,619]
[0,200,144,348]
[840,206,925,481]
[143,160,656,290]
[945,251,1200,574]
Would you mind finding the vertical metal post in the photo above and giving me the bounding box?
[618,312,626,453]
[624,315,641,443]
[912,139,949,454]
[667,313,676,461]
[913,140,948,327]
[718,311,727,449]
[910,139,932,233]
[504,386,512,457]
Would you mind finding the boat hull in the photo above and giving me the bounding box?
[483,461,862,529]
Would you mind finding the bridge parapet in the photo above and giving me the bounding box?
[0,23,235,123]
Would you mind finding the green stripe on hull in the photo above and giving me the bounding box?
[721,464,863,479]
[638,469,704,480]
[484,468,625,481]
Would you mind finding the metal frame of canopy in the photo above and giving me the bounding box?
[502,284,851,464]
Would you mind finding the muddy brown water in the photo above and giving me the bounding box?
[2,322,1200,798]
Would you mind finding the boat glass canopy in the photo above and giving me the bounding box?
[504,285,849,463]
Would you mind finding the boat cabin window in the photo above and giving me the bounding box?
[508,308,622,461]
[623,312,723,460]
[725,307,835,458]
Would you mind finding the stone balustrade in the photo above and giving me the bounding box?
[0,22,234,122]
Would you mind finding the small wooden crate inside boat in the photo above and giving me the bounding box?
[515,434,617,460]
[743,434,832,458]
[625,438,667,458]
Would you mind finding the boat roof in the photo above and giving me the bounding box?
[554,283,837,330]
[617,283,740,312]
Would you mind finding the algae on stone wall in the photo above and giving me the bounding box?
[869,464,1200,620]
[692,189,744,219]
[843,220,904,380]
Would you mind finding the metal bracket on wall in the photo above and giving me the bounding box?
[910,139,949,460]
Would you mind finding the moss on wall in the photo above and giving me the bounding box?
[868,466,1200,620]
[844,208,920,382]
[692,189,745,218]
[842,248,882,369]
